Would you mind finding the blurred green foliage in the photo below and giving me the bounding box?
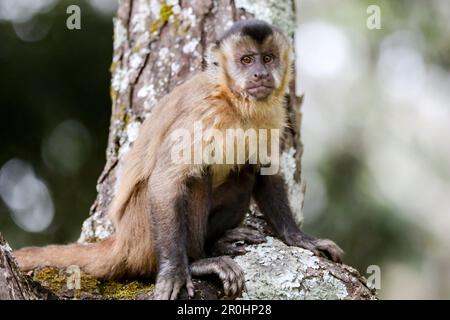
[304,150,426,272]
[0,0,112,247]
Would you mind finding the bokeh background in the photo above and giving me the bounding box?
[0,0,449,299]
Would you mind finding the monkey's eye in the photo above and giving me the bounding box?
[263,54,274,64]
[241,55,254,65]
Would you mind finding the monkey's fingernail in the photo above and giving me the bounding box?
[187,284,195,297]
[223,281,230,296]
[230,283,238,297]
[170,287,180,300]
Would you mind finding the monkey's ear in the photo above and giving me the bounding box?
[206,42,220,67]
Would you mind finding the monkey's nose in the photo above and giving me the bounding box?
[253,72,269,80]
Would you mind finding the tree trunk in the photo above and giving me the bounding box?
[0,233,56,300]
[1,0,376,300]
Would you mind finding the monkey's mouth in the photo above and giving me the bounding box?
[246,85,274,99]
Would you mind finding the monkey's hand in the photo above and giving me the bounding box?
[284,233,344,263]
[210,227,266,256]
[154,264,195,300]
[190,256,245,299]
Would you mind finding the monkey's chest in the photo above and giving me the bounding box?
[203,106,285,188]
[207,128,278,187]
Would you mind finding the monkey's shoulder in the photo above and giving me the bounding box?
[150,72,229,123]
[164,72,216,105]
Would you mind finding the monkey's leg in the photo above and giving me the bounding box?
[190,256,245,299]
[253,174,344,263]
[183,175,247,299]
[206,166,264,256]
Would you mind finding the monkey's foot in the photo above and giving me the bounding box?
[154,266,195,300]
[286,234,344,263]
[190,256,245,299]
[210,227,266,256]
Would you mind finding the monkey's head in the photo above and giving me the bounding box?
[210,20,293,101]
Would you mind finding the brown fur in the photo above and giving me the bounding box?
[13,21,293,281]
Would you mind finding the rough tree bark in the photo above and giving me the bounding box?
[0,234,56,300]
[0,0,376,300]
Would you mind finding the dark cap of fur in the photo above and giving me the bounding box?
[217,19,274,45]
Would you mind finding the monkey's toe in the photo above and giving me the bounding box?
[286,234,344,263]
[154,270,194,300]
[313,239,344,263]
[210,227,266,256]
[222,227,266,243]
[190,256,245,299]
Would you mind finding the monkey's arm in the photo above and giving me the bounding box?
[148,174,195,300]
[253,173,344,262]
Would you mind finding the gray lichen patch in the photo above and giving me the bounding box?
[280,147,305,225]
[118,121,142,158]
[78,210,114,243]
[234,237,369,300]
[0,242,12,253]
[301,272,349,300]
[113,18,127,50]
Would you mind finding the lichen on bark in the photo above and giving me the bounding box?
[234,237,374,300]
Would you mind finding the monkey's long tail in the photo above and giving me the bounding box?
[13,182,156,280]
[13,236,120,279]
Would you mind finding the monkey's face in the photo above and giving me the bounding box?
[238,49,277,100]
[219,33,291,101]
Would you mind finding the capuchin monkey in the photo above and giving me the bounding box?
[14,20,343,300]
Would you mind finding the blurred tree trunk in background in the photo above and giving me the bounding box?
[1,0,376,299]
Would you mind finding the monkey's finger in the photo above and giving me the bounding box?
[170,281,182,300]
[212,260,234,297]
[310,247,326,259]
[223,279,231,297]
[220,257,245,298]
[241,229,266,243]
[221,264,237,298]
[162,285,174,300]
[327,247,344,263]
[229,280,238,298]
[186,278,195,298]
[233,271,245,297]
[292,237,324,257]
[236,271,246,297]
[221,256,243,276]
[223,228,266,244]
[317,241,344,263]
[230,274,245,298]
[309,245,335,262]
[190,257,243,298]
[211,238,249,257]
[221,244,247,257]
